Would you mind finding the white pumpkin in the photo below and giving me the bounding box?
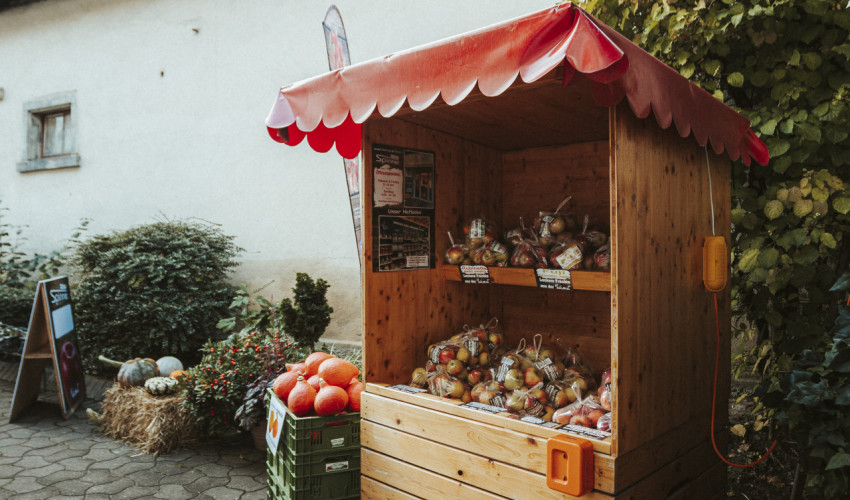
[145,376,179,396]
[155,356,184,377]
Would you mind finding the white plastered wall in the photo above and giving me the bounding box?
[0,0,555,344]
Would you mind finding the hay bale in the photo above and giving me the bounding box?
[94,382,200,455]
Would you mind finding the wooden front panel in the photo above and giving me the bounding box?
[610,104,731,465]
[361,118,502,385]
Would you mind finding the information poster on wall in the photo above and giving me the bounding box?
[372,144,436,272]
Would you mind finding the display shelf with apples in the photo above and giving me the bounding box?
[441,266,611,291]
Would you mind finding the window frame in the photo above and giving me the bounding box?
[17,91,80,173]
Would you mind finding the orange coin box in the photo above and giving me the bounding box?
[546,434,594,496]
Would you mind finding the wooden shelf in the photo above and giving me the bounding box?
[441,266,611,292]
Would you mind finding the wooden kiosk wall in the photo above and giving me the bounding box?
[358,76,731,499]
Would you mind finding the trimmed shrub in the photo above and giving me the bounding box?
[73,219,241,371]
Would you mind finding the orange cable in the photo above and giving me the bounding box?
[710,292,777,468]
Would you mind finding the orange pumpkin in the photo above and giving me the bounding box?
[286,362,306,373]
[314,379,349,416]
[307,374,321,392]
[169,369,185,380]
[317,358,360,388]
[346,381,363,412]
[304,352,335,377]
[287,376,316,417]
[273,370,301,401]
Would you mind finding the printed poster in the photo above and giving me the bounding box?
[372,144,436,272]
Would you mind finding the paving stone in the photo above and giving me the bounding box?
[152,483,194,500]
[42,448,88,463]
[0,456,20,465]
[85,476,135,496]
[183,475,229,493]
[190,462,231,477]
[228,473,266,492]
[124,468,167,487]
[28,443,67,457]
[17,463,63,478]
[19,437,54,450]
[205,485,244,498]
[0,464,24,479]
[80,447,118,462]
[158,468,203,486]
[1,445,31,457]
[230,464,265,476]
[0,438,28,447]
[241,488,268,500]
[4,476,45,494]
[111,485,160,499]
[35,469,86,486]
[56,456,94,471]
[14,455,53,469]
[0,477,10,488]
[112,460,156,476]
[149,460,188,476]
[49,478,95,496]
[7,428,35,439]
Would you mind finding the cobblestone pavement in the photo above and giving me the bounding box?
[0,362,267,499]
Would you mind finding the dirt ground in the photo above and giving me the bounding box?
[725,378,797,499]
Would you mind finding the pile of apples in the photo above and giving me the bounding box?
[272,351,363,417]
[444,197,611,271]
[410,321,506,400]
[410,329,614,429]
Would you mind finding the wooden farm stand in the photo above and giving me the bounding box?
[266,5,768,499]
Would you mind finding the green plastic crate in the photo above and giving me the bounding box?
[266,389,361,454]
[284,448,361,477]
[267,448,360,500]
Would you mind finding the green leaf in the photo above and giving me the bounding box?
[767,138,791,158]
[802,52,822,70]
[773,156,792,174]
[833,197,850,214]
[821,233,837,249]
[704,60,722,77]
[751,70,770,87]
[759,119,777,136]
[812,187,829,203]
[793,245,819,265]
[758,248,780,268]
[826,452,850,470]
[764,200,784,219]
[833,43,850,60]
[789,49,801,66]
[738,249,760,273]
[795,122,822,142]
[780,119,794,134]
[679,62,695,79]
[727,72,745,88]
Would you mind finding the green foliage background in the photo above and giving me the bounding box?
[73,219,241,370]
[579,0,850,494]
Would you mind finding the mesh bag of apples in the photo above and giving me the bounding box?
[410,328,613,433]
[272,352,363,417]
[445,196,610,271]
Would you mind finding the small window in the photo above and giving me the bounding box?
[17,92,80,173]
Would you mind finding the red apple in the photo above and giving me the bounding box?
[524,367,543,387]
[569,414,592,427]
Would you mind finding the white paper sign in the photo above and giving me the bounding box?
[373,166,404,207]
[266,394,286,450]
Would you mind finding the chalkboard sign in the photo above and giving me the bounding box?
[9,277,86,421]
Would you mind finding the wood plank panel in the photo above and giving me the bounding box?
[614,439,724,499]
[365,384,613,455]
[362,449,508,500]
[361,476,421,500]
[362,389,616,494]
[502,141,610,230]
[610,103,732,458]
[363,420,614,499]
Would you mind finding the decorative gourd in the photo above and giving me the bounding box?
[314,379,349,416]
[317,358,360,388]
[287,376,316,417]
[272,370,300,401]
[98,355,159,388]
[145,376,179,396]
[304,352,334,377]
[346,381,363,412]
[155,356,183,377]
[169,369,186,380]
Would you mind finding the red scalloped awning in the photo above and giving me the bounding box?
[265,4,768,166]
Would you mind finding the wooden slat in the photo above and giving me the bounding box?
[362,389,616,495]
[363,420,613,499]
[361,476,421,500]
[609,103,731,459]
[362,448,508,500]
[441,266,611,291]
[366,384,613,455]
[614,439,724,499]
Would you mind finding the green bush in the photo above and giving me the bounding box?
[1,201,74,326]
[73,219,241,371]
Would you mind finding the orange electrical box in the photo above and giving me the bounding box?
[547,434,594,496]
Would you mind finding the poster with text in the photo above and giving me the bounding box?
[372,144,435,272]
[44,277,85,413]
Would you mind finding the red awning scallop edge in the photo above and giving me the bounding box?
[265,4,768,166]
